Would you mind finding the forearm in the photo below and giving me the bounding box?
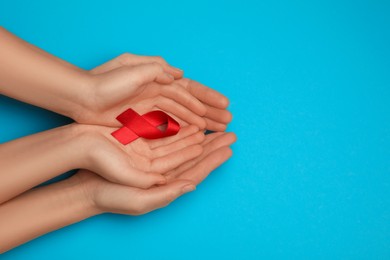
[0,175,100,253]
[0,124,87,204]
[0,27,91,119]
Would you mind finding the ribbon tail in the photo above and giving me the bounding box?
[111,127,139,145]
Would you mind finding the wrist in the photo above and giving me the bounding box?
[65,171,104,216]
[68,123,114,172]
[59,123,94,169]
[59,124,109,215]
[67,171,106,215]
[65,70,96,122]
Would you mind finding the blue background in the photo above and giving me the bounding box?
[1,0,389,259]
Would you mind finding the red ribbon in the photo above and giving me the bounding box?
[111,108,180,145]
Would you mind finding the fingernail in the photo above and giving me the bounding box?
[165,72,174,79]
[172,66,183,72]
[181,184,196,194]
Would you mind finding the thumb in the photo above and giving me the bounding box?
[90,53,183,79]
[94,63,174,104]
[134,179,196,215]
[127,63,175,85]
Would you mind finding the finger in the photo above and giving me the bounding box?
[153,96,207,129]
[90,53,183,79]
[160,83,207,116]
[201,131,225,146]
[139,55,183,79]
[132,179,196,215]
[166,132,236,179]
[177,78,230,109]
[163,112,190,129]
[90,56,127,74]
[130,63,175,85]
[178,146,233,185]
[204,104,233,124]
[147,125,200,149]
[205,118,228,132]
[94,178,194,215]
[92,143,166,189]
[93,64,173,104]
[152,131,205,157]
[200,132,237,160]
[101,62,173,87]
[150,144,203,174]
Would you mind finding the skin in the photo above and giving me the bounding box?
[0,27,232,131]
[0,27,236,252]
[0,132,236,253]
[0,123,207,204]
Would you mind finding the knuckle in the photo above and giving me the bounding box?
[150,62,164,72]
[188,125,199,133]
[152,56,167,64]
[150,157,170,174]
[150,163,166,175]
[118,53,133,64]
[194,132,206,143]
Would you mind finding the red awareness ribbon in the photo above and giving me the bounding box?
[111,108,180,145]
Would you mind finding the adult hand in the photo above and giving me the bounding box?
[74,123,206,189]
[0,29,231,131]
[0,123,205,203]
[75,53,232,131]
[73,131,236,215]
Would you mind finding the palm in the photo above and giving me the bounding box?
[86,124,205,188]
[79,131,236,215]
[109,124,205,174]
[75,54,232,131]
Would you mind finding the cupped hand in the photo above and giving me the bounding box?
[74,123,206,189]
[73,131,236,215]
[75,53,232,131]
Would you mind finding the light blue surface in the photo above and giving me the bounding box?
[1,0,389,259]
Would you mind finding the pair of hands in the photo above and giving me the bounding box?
[47,53,235,215]
[74,53,234,215]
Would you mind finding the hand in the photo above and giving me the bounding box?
[0,29,232,131]
[74,123,207,189]
[73,131,236,215]
[75,53,232,131]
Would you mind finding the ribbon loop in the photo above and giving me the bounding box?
[111,109,180,145]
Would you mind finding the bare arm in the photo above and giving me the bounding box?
[0,173,99,253]
[0,123,208,204]
[0,27,91,119]
[0,124,85,204]
[0,27,231,131]
[0,131,235,253]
